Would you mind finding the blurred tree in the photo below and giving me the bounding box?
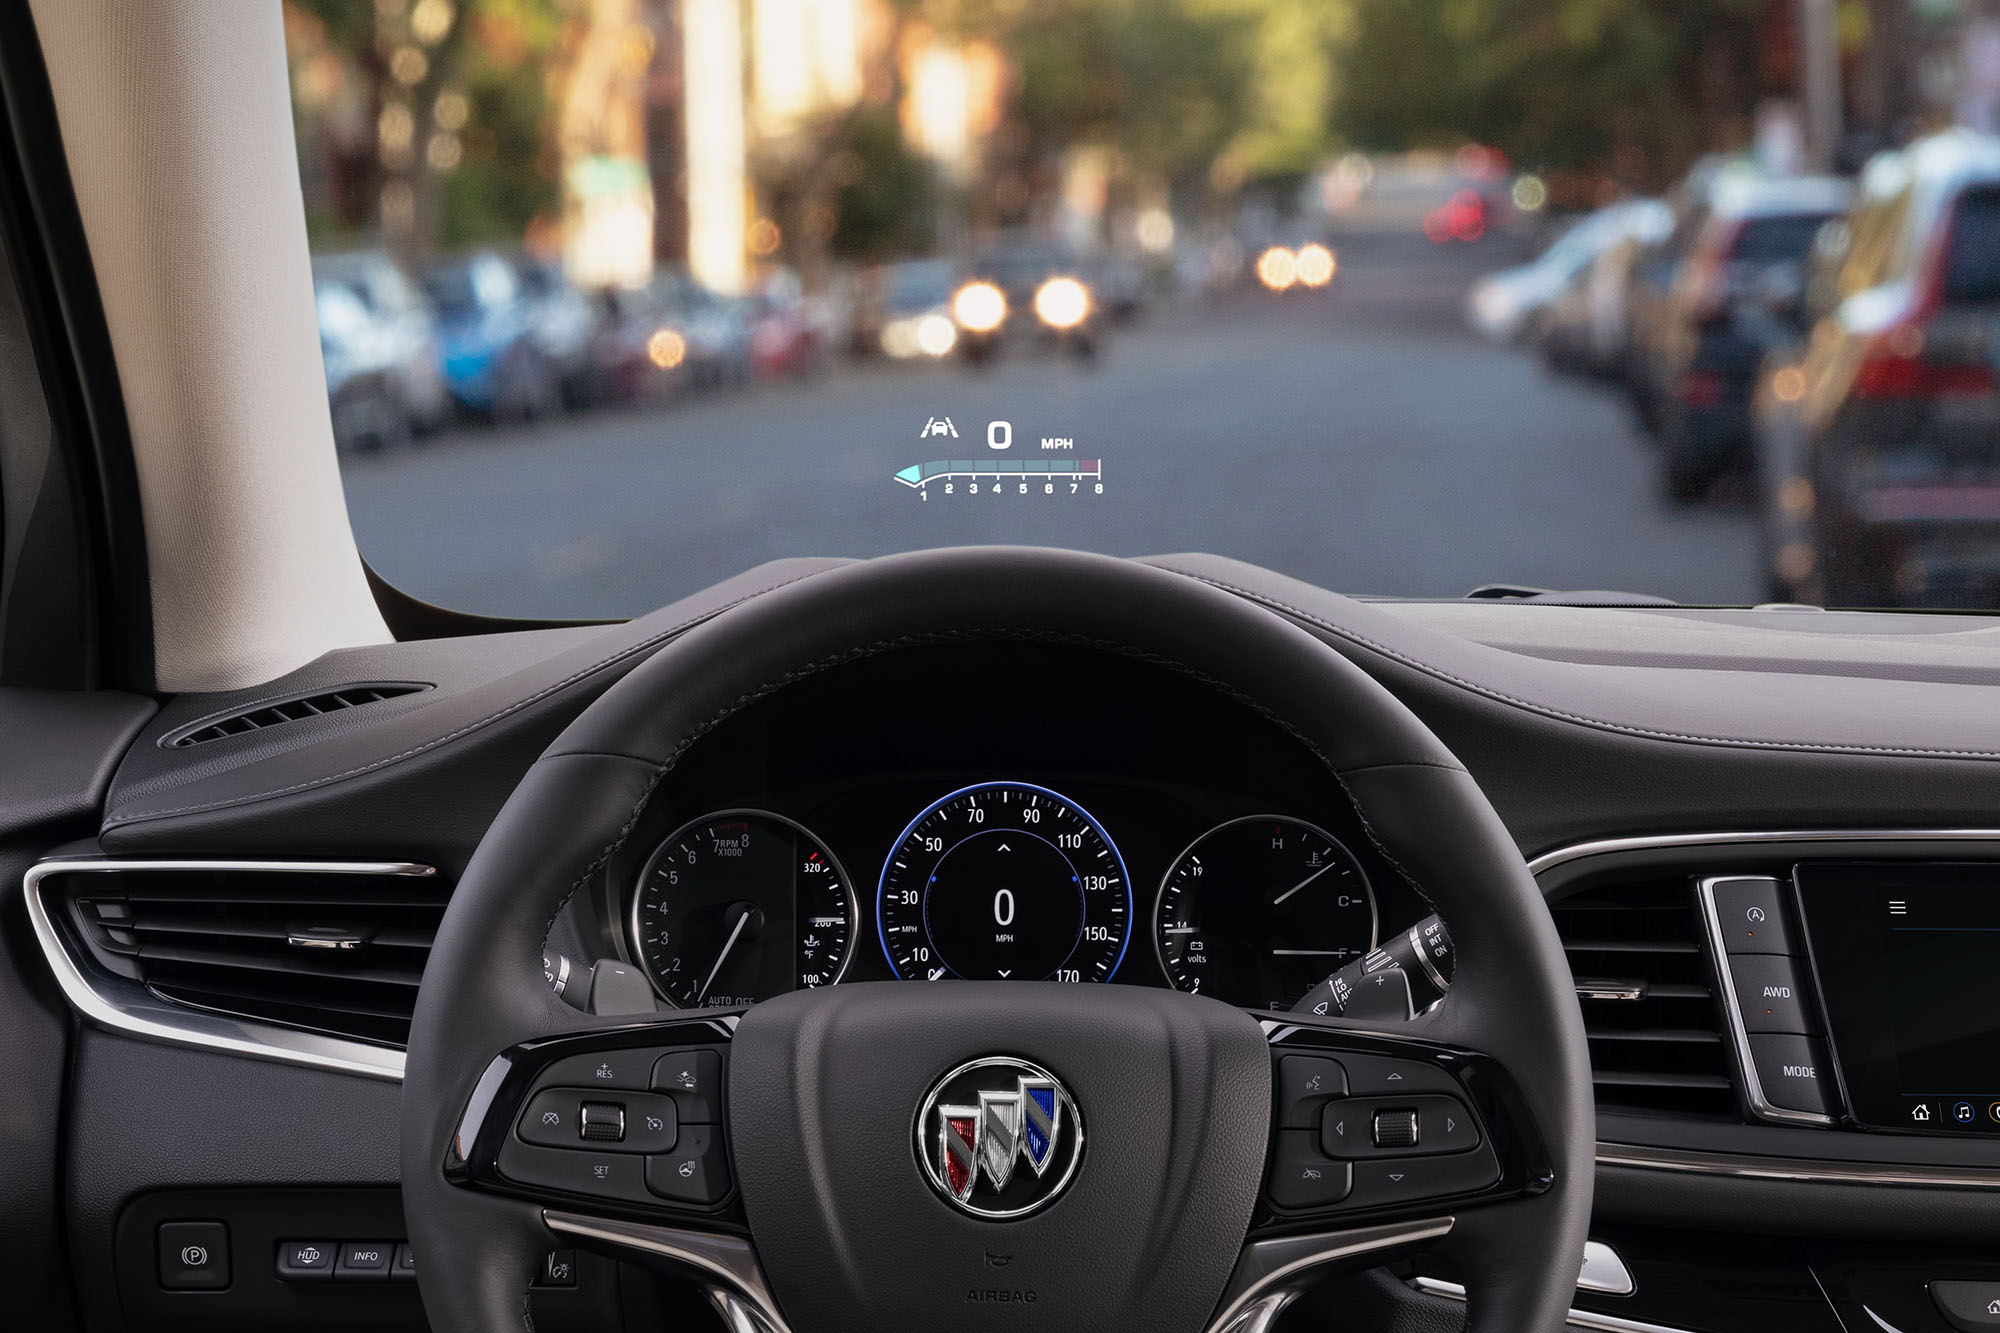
[1334,0,1765,185]
[287,0,562,258]
[828,106,941,259]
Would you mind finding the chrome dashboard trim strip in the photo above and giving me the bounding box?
[1528,827,2000,878]
[1205,1218,1454,1333]
[543,1211,792,1333]
[1595,1140,2000,1187]
[1695,875,1835,1127]
[22,857,432,1082]
[1411,1275,1691,1333]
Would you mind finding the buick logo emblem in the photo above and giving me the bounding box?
[916,1057,1083,1218]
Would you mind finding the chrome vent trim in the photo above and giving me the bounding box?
[1549,878,1731,1116]
[1533,828,2000,1188]
[24,858,433,1081]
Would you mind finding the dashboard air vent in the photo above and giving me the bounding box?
[163,682,431,748]
[57,863,445,1046]
[1550,876,1735,1117]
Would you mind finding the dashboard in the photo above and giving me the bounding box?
[33,555,2000,1333]
[551,642,1427,1014]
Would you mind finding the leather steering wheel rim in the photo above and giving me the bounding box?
[401,546,1593,1333]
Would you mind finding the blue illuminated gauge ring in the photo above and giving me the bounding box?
[876,780,1134,983]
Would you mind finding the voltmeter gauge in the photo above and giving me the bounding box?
[1153,816,1376,1009]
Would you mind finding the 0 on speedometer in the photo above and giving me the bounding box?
[877,781,1131,982]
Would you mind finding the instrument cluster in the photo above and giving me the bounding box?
[620,781,1383,1011]
[574,641,1422,1013]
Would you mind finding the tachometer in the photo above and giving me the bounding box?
[878,782,1131,982]
[1154,816,1376,1009]
[630,810,855,1007]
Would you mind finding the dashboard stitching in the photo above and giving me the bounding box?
[100,566,841,828]
[1171,569,2000,762]
[531,627,1452,950]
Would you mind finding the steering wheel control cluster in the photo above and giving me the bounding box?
[492,1041,735,1211]
[1266,1049,1501,1214]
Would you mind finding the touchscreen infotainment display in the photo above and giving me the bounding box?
[1798,863,2000,1134]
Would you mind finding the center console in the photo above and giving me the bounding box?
[1701,861,2000,1137]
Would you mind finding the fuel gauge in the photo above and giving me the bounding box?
[1153,816,1376,1009]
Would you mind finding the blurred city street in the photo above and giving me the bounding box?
[344,234,1761,619]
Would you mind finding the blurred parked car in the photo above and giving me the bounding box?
[855,258,960,361]
[656,268,755,391]
[744,270,827,380]
[311,250,448,453]
[586,281,693,405]
[421,251,562,421]
[1639,174,1851,500]
[1465,201,1651,343]
[1753,132,2000,606]
[510,255,603,410]
[1536,199,1673,377]
[1616,156,1764,434]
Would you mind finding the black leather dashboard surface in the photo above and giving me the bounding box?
[94,550,2000,869]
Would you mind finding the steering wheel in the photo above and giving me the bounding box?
[400,548,1593,1333]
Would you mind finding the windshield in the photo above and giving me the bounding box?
[285,0,1996,618]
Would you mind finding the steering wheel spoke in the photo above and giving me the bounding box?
[1251,1014,1554,1230]
[447,1014,749,1228]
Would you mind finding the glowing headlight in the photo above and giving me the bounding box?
[952,281,1008,333]
[1255,246,1297,292]
[915,312,957,357]
[1295,243,1337,288]
[647,327,687,369]
[1032,275,1091,330]
[880,318,920,359]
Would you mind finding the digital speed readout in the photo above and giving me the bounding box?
[877,781,1132,982]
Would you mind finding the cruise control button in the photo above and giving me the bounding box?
[276,1240,335,1281]
[497,1138,653,1204]
[1710,877,1795,955]
[1276,1055,1347,1129]
[1748,1034,1834,1115]
[1266,1130,1354,1210]
[646,1125,732,1205]
[535,1050,656,1092]
[158,1221,230,1291]
[518,1088,678,1152]
[1727,955,1813,1034]
[334,1241,394,1282]
[1346,1147,1500,1210]
[1338,1053,1461,1097]
[651,1049,725,1123]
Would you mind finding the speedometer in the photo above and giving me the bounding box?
[878,781,1131,982]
